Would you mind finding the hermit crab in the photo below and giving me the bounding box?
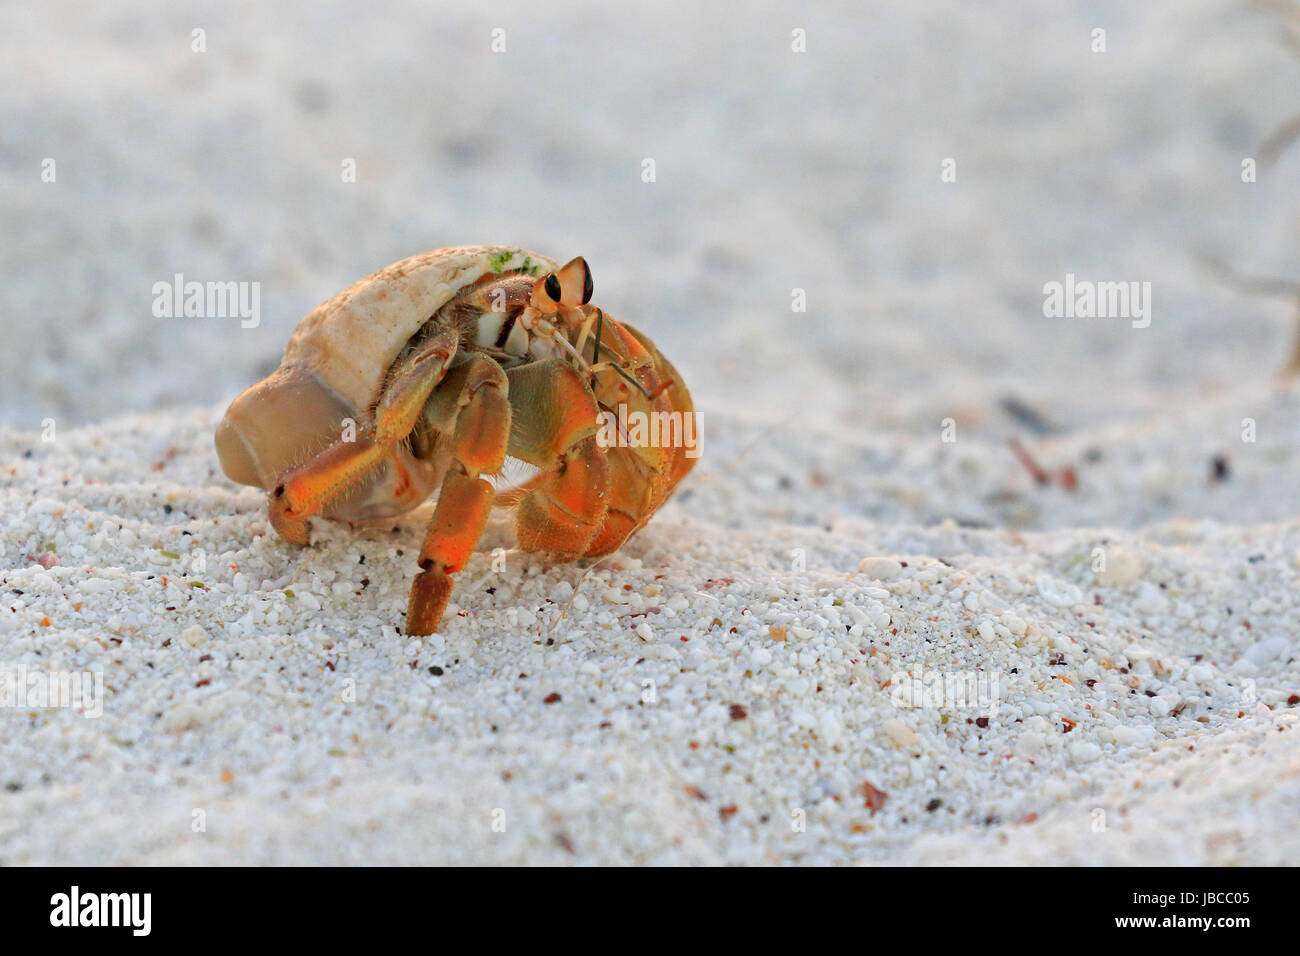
[215,246,697,635]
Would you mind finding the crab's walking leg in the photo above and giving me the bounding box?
[584,445,668,557]
[588,330,698,554]
[269,330,459,545]
[581,318,695,556]
[620,324,698,490]
[502,359,610,557]
[406,356,511,636]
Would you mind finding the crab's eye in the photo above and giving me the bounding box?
[582,269,594,305]
[544,274,562,303]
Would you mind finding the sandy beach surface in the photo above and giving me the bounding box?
[2,0,1299,864]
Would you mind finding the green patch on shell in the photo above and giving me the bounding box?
[488,250,544,275]
[487,250,518,273]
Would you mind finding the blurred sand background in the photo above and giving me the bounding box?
[4,0,1298,434]
[2,0,1299,865]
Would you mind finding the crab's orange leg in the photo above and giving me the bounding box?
[406,356,511,636]
[269,330,459,545]
[584,446,664,556]
[501,359,610,557]
[406,472,494,636]
[620,322,698,490]
[580,317,695,556]
[514,435,609,555]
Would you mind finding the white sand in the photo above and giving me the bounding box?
[3,0,1300,864]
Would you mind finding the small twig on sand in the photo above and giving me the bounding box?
[1000,396,1060,436]
[1010,437,1079,492]
[1009,437,1052,486]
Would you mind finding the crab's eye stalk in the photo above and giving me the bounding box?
[530,256,592,312]
[553,256,592,307]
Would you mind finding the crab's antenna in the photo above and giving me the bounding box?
[591,309,605,378]
[607,361,653,400]
[553,324,651,402]
[570,308,653,400]
[553,331,589,366]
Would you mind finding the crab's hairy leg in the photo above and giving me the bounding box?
[573,308,655,399]
[620,322,699,489]
[406,473,493,636]
[503,359,610,557]
[592,358,654,399]
[268,330,459,545]
[582,317,698,556]
[584,445,667,556]
[574,306,601,366]
[406,355,511,636]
